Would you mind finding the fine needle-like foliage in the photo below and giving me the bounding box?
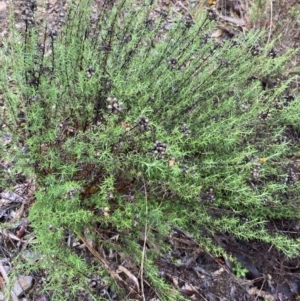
[0,0,299,299]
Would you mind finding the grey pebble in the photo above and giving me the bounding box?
[12,275,34,297]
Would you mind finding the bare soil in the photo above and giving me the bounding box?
[1,1,300,300]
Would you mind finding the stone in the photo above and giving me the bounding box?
[12,275,34,297]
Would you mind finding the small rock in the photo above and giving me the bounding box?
[12,275,34,297]
[21,250,42,264]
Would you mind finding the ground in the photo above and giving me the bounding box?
[0,0,300,300]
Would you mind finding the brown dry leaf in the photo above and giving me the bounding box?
[209,6,246,27]
[217,23,237,37]
[121,122,130,131]
[180,289,195,297]
[16,219,29,238]
[171,275,179,287]
[211,29,223,38]
[0,230,20,241]
[117,265,140,292]
[11,203,25,222]
[248,287,275,300]
[168,157,176,167]
[212,267,225,276]
[0,276,4,288]
[220,15,246,27]
[180,283,197,298]
[0,263,9,290]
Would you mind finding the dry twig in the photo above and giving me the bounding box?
[0,262,19,301]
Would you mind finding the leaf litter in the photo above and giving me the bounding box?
[0,0,300,300]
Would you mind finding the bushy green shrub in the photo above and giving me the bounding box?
[1,0,299,299]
